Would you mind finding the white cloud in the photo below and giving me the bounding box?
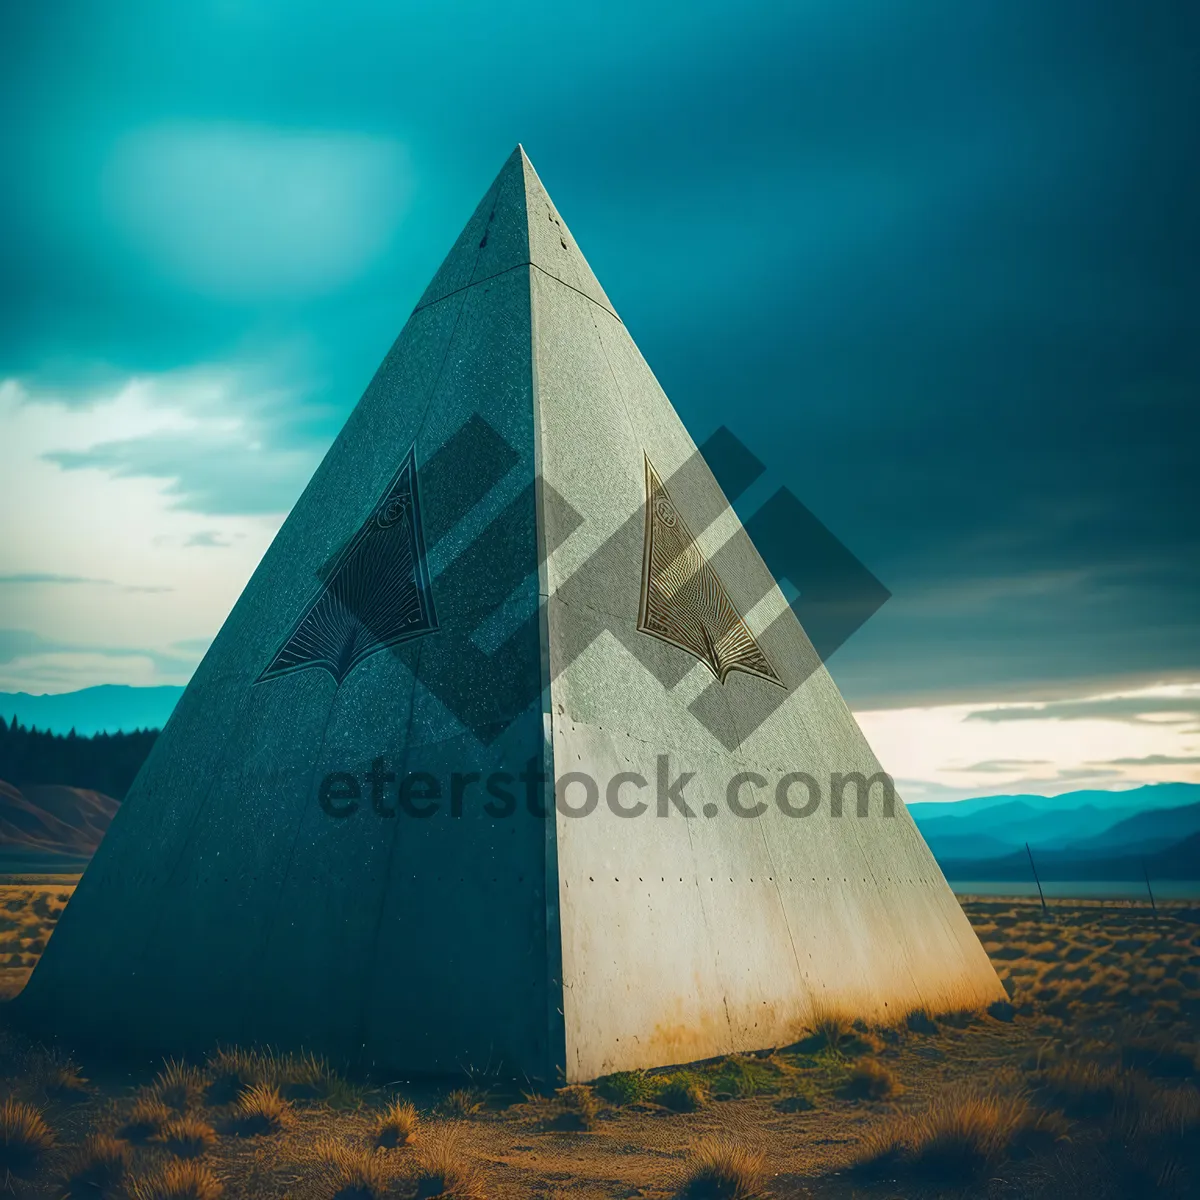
[102,123,411,299]
[0,652,161,693]
[0,373,300,691]
[856,681,1200,802]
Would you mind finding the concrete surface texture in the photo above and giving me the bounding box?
[14,147,1004,1082]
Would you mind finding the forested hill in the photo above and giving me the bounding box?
[0,717,158,800]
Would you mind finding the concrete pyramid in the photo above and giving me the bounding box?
[18,148,1004,1081]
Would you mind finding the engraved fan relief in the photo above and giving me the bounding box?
[637,455,783,687]
[257,444,438,686]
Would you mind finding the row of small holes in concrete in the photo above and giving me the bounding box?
[136,873,931,888]
[159,876,532,887]
[569,876,933,885]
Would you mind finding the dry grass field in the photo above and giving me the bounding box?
[1,883,1198,1198]
[0,879,75,1005]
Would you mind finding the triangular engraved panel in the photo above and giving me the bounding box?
[637,455,783,687]
[257,444,437,686]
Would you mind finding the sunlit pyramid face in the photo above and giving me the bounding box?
[638,455,782,688]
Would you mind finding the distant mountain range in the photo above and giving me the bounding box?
[6,775,1195,880]
[1,686,1197,883]
[909,784,1200,881]
[0,685,184,735]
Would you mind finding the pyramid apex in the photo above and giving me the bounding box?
[415,146,617,319]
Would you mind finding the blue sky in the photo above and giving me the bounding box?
[1,2,1197,800]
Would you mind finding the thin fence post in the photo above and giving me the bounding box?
[1142,860,1157,916]
[1026,842,1047,914]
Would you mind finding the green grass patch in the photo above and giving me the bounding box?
[594,1070,658,1106]
[774,1075,821,1112]
[597,1049,853,1111]
[655,1070,710,1112]
[708,1056,785,1098]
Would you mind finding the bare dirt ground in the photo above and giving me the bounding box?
[1,885,1198,1199]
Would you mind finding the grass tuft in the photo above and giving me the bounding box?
[843,1058,903,1100]
[988,999,1017,1022]
[594,1070,656,1106]
[317,1137,391,1199]
[657,1073,710,1113]
[941,1007,982,1029]
[851,1088,1057,1185]
[1039,1059,1147,1119]
[152,1059,206,1112]
[441,1087,487,1118]
[905,1008,939,1035]
[547,1084,600,1131]
[374,1098,419,1148]
[120,1096,173,1143]
[798,1009,853,1052]
[848,1030,887,1055]
[813,1012,852,1049]
[157,1114,218,1158]
[60,1133,130,1198]
[42,1054,90,1099]
[277,1050,357,1105]
[678,1136,765,1199]
[203,1046,265,1104]
[229,1083,290,1136]
[129,1159,224,1200]
[1016,1076,1199,1196]
[413,1126,483,1199]
[0,1097,55,1181]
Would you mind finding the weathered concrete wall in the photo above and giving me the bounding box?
[519,152,1005,1081]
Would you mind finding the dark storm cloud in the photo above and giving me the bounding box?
[1,1,1197,705]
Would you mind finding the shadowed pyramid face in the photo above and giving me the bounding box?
[256,445,438,685]
[638,455,782,687]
